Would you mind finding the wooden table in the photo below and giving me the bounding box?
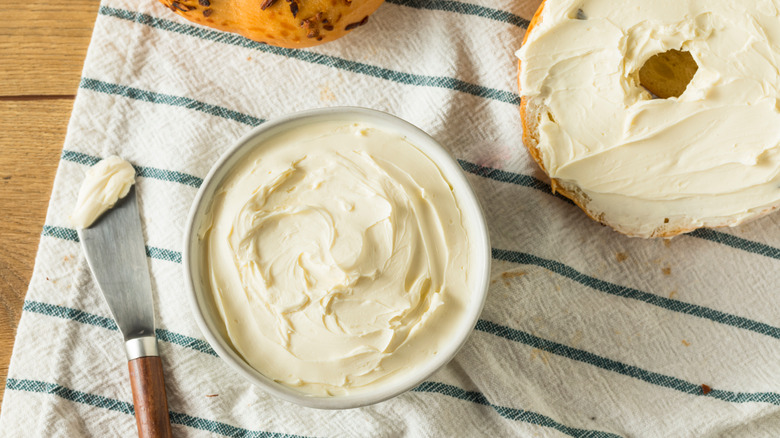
[0,0,101,408]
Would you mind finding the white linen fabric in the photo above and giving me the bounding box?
[2,0,780,436]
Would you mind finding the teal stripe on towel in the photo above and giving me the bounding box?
[387,0,531,28]
[23,300,217,357]
[41,225,80,243]
[457,159,574,204]
[475,319,780,405]
[689,228,780,260]
[5,378,309,438]
[145,246,182,264]
[6,378,133,414]
[412,382,620,438]
[62,150,204,189]
[492,248,780,340]
[61,150,101,167]
[96,7,521,106]
[80,77,264,127]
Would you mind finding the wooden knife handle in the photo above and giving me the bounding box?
[128,356,173,438]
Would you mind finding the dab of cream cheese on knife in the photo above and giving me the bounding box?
[70,156,136,229]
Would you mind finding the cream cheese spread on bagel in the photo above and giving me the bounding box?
[200,121,469,396]
[517,0,780,237]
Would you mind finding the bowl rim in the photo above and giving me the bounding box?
[182,106,491,409]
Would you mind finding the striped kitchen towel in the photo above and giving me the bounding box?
[2,0,779,436]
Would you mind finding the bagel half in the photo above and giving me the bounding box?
[518,0,780,238]
[159,0,385,48]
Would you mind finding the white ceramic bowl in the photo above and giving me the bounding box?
[183,107,491,409]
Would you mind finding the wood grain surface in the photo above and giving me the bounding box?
[0,0,101,409]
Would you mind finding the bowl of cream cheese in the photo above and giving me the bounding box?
[183,107,490,409]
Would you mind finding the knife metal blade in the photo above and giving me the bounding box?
[78,185,156,347]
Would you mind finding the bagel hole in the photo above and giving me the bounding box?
[566,7,587,20]
[638,49,698,99]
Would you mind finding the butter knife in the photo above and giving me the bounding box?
[78,186,173,438]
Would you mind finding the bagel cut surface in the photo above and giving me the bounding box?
[517,0,780,238]
[159,0,385,48]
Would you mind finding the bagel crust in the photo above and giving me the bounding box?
[518,0,780,238]
[159,0,385,48]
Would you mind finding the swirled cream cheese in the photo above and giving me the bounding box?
[201,121,469,396]
[518,0,780,236]
[70,156,136,229]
